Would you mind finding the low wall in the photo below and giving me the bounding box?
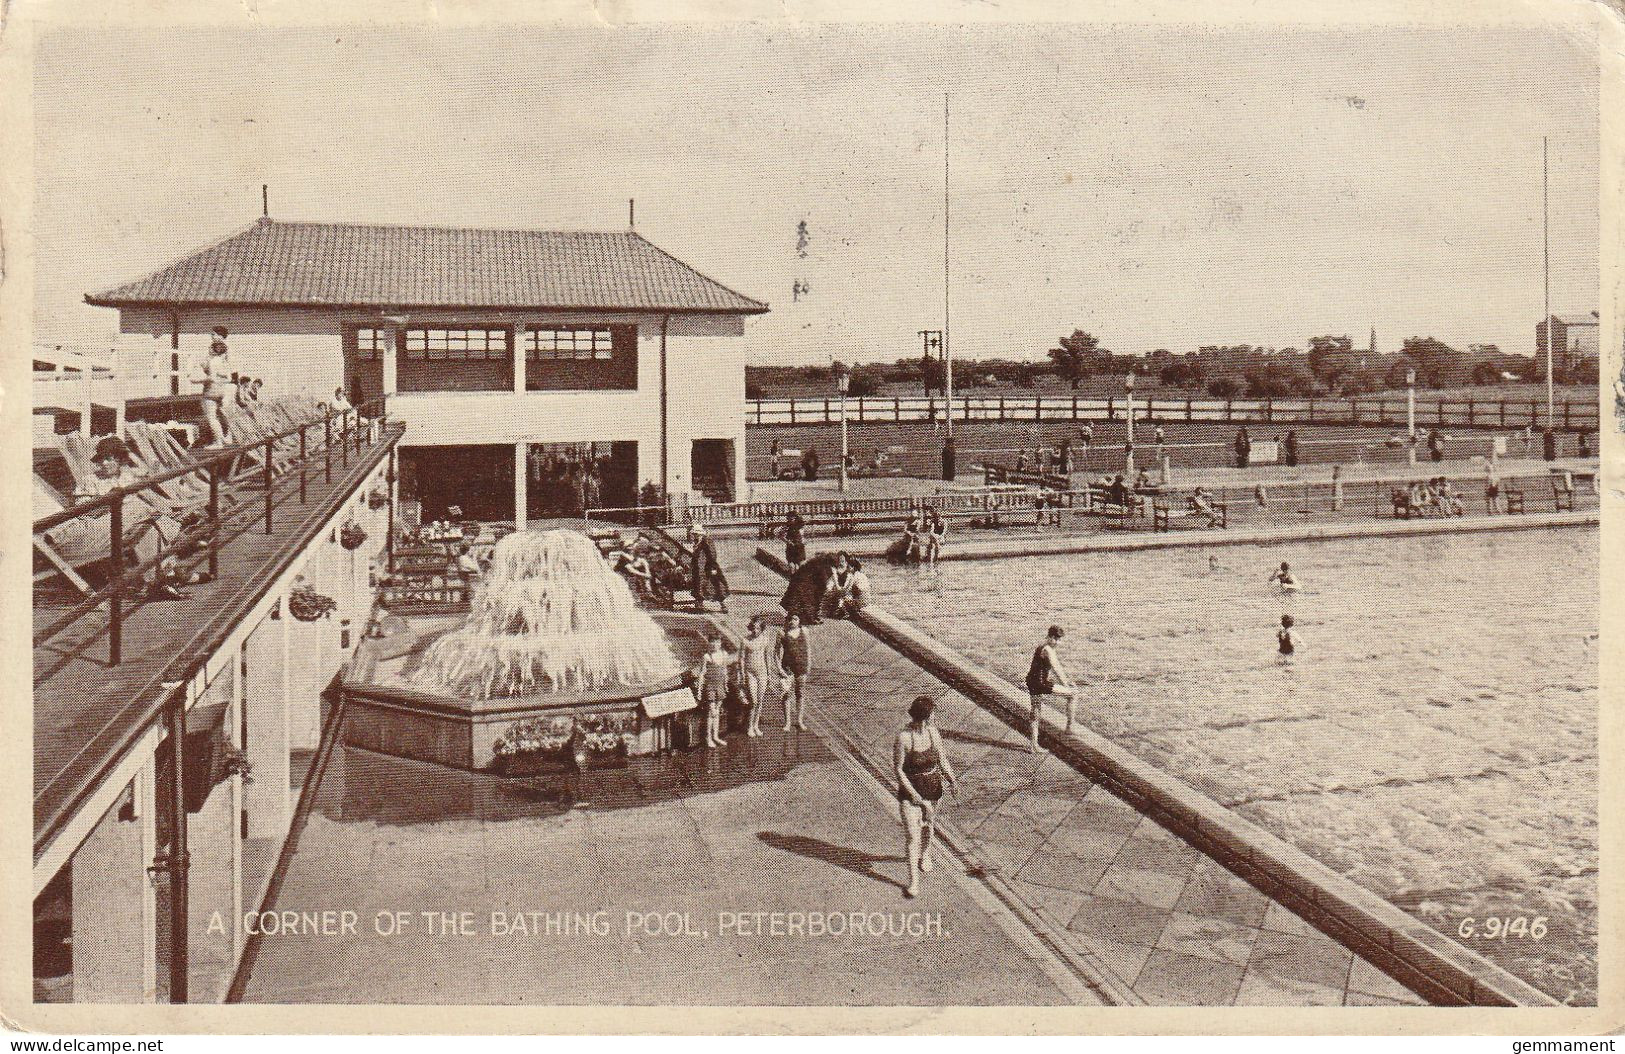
[754,547,1560,1008]
[796,508,1599,562]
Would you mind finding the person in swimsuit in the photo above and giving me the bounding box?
[895,695,958,898]
[925,511,946,565]
[1277,614,1303,658]
[1025,625,1077,753]
[782,511,808,569]
[739,616,779,737]
[902,514,924,564]
[775,613,811,731]
[696,634,737,748]
[1268,561,1298,591]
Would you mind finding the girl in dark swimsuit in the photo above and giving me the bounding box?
[895,696,958,898]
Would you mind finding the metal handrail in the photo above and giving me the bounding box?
[33,398,389,665]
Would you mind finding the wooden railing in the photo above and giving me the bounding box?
[33,399,393,666]
[746,394,1599,432]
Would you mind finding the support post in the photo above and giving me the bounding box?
[207,465,220,580]
[515,442,528,531]
[164,691,190,1003]
[262,440,274,533]
[108,493,123,666]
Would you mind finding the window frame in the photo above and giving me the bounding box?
[402,327,512,362]
[525,325,616,362]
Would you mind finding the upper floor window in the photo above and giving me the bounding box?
[404,328,511,361]
[527,327,614,360]
[355,328,392,361]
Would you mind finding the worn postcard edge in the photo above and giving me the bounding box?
[0,0,1620,1035]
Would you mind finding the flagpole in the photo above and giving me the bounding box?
[941,91,957,480]
[1544,135,1553,432]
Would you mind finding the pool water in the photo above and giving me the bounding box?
[870,528,1598,1004]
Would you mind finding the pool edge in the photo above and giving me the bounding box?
[754,546,1563,1009]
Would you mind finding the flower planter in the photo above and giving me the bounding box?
[339,522,368,550]
[492,750,573,777]
[574,743,629,771]
[288,587,337,622]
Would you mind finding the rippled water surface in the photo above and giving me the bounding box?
[870,528,1597,1004]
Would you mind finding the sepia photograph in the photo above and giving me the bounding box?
[6,0,1618,1035]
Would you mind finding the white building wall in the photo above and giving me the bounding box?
[117,305,756,499]
[118,306,345,401]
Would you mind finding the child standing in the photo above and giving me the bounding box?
[697,635,737,748]
[739,617,779,737]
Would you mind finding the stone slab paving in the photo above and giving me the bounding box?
[240,675,1090,1005]
[716,541,1426,1007]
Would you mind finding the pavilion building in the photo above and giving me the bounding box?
[87,217,769,524]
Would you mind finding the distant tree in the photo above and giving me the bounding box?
[1306,335,1358,393]
[847,372,880,399]
[1469,362,1504,386]
[921,355,945,396]
[1208,378,1239,398]
[1047,330,1102,390]
[1159,360,1205,388]
[1399,336,1464,388]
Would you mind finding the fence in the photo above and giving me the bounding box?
[590,467,1595,539]
[747,394,1599,433]
[33,399,394,667]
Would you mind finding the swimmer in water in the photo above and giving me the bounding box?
[1277,614,1303,657]
[1268,561,1299,591]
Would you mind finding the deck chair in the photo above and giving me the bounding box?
[219,401,295,476]
[33,475,167,594]
[59,434,198,523]
[121,423,210,505]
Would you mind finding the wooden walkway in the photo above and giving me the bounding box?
[33,427,403,855]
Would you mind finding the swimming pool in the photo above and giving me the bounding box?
[869,528,1598,1004]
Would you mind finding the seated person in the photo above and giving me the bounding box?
[148,554,214,601]
[1134,469,1151,491]
[610,544,656,597]
[1438,479,1463,516]
[1406,482,1428,516]
[1187,486,1221,527]
[835,558,872,617]
[1107,475,1130,508]
[455,543,482,578]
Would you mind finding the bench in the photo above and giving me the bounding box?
[1552,480,1576,512]
[1390,488,1419,519]
[1504,487,1526,514]
[1152,502,1170,532]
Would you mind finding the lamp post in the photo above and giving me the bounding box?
[834,360,851,493]
[1405,365,1417,465]
[1124,370,1137,477]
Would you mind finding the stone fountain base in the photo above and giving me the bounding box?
[340,609,725,773]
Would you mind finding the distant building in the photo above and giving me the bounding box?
[88,218,769,524]
[1536,312,1600,377]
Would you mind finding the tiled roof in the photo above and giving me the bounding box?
[86,220,769,315]
[1551,313,1599,326]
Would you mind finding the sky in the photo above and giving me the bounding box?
[31,22,1600,367]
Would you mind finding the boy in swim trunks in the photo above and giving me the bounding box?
[1025,625,1077,753]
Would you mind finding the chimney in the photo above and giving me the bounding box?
[628,198,636,230]
[258,184,272,225]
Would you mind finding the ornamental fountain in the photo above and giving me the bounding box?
[342,529,717,772]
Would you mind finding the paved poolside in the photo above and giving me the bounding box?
[699,546,1427,1007]
[238,691,1091,1005]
